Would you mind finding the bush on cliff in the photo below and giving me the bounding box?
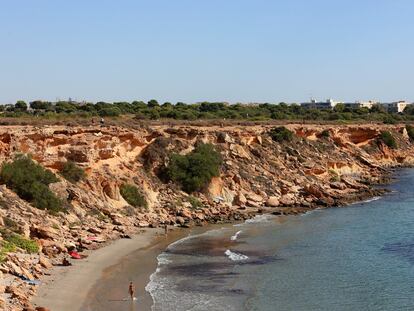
[0,230,38,262]
[380,131,397,149]
[0,155,63,213]
[268,127,294,142]
[60,161,85,183]
[120,184,147,208]
[406,125,414,141]
[165,143,222,193]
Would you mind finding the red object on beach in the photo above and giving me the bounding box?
[69,250,81,259]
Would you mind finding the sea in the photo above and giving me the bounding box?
[146,169,414,311]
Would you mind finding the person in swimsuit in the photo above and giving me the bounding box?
[128,281,135,301]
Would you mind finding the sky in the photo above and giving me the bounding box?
[0,0,413,104]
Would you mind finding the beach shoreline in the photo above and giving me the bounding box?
[32,228,167,311]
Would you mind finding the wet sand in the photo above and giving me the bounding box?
[80,227,192,311]
[33,228,166,311]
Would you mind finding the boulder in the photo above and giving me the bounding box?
[38,256,53,269]
[30,226,59,240]
[279,194,295,206]
[246,193,263,202]
[266,196,280,207]
[246,200,261,208]
[234,193,247,205]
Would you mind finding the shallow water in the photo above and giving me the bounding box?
[147,169,414,311]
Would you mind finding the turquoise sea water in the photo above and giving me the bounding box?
[146,169,414,311]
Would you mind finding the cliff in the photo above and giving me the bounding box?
[1,123,414,310]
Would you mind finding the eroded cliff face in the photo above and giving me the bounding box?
[1,123,414,310]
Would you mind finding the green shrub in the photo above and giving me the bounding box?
[120,184,147,208]
[6,233,39,253]
[0,241,16,262]
[380,131,397,149]
[406,125,414,141]
[165,143,222,193]
[0,155,63,213]
[60,161,85,183]
[188,196,203,209]
[268,127,294,142]
[320,129,330,138]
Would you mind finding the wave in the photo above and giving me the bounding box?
[225,249,249,261]
[362,196,381,203]
[244,214,274,224]
[230,230,242,241]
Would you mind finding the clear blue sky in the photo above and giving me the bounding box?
[1,0,413,104]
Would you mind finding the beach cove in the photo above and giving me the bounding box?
[33,169,414,311]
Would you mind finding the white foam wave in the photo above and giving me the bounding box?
[225,249,249,261]
[245,214,274,224]
[157,253,172,265]
[362,196,381,203]
[230,230,242,241]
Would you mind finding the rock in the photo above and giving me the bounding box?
[49,181,69,200]
[36,308,51,311]
[176,217,185,225]
[279,194,295,206]
[234,193,247,205]
[30,226,59,240]
[330,182,346,190]
[246,193,263,202]
[39,256,53,269]
[266,196,280,207]
[246,200,261,208]
[230,144,251,159]
[304,184,324,198]
[177,208,192,219]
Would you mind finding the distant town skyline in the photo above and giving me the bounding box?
[1,1,414,104]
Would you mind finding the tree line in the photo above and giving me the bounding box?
[2,100,414,123]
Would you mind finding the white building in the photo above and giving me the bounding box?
[300,99,341,110]
[344,100,377,110]
[384,101,410,113]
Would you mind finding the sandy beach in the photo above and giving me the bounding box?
[32,228,169,311]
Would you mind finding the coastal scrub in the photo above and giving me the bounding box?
[166,143,222,193]
[120,184,147,208]
[0,155,63,214]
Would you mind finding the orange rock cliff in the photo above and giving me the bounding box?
[1,123,414,310]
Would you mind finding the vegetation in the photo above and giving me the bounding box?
[120,184,147,208]
[1,99,414,123]
[406,125,414,141]
[0,155,63,214]
[268,126,294,142]
[165,143,222,193]
[188,196,203,209]
[380,131,397,149]
[60,161,86,183]
[320,129,330,138]
[0,229,39,262]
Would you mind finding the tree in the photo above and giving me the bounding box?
[165,143,222,193]
[30,101,52,110]
[14,101,28,112]
[148,99,159,108]
[333,103,345,113]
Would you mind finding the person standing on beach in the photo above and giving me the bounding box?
[128,281,135,301]
[164,223,168,235]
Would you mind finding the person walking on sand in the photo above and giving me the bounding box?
[164,223,168,235]
[128,281,135,301]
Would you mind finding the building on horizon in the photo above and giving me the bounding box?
[300,98,341,110]
[383,100,410,113]
[344,100,377,110]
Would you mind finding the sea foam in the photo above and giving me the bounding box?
[225,249,249,261]
[231,230,242,241]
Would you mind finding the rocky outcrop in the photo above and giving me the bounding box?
[0,122,413,310]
